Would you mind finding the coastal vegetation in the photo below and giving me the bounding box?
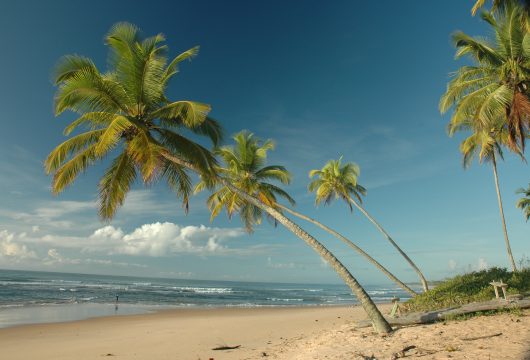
[402,267,530,313]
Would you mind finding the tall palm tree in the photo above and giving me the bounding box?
[47,23,392,333]
[440,6,530,271]
[308,158,430,292]
[442,2,530,153]
[448,118,519,271]
[197,131,417,296]
[45,22,221,219]
[517,183,530,220]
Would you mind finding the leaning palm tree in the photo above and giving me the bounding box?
[517,183,530,220]
[442,2,530,154]
[195,130,296,232]
[197,131,417,296]
[47,23,392,333]
[309,158,430,292]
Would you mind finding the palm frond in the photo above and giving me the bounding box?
[162,46,200,85]
[94,115,132,157]
[151,101,211,127]
[53,55,98,84]
[52,145,99,194]
[98,151,137,220]
[45,129,105,173]
[63,112,116,135]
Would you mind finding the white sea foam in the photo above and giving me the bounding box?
[172,286,233,294]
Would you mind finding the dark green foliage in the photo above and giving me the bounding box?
[403,267,530,313]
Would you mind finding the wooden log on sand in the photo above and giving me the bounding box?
[355,298,530,328]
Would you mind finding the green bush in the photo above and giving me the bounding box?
[402,267,530,313]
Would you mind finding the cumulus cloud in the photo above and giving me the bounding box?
[0,230,37,261]
[89,222,244,256]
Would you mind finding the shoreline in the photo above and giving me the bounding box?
[0,301,368,330]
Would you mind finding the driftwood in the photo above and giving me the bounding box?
[390,345,416,359]
[355,298,530,328]
[461,332,502,341]
[212,345,241,350]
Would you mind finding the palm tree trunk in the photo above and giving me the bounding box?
[491,154,517,272]
[276,204,417,297]
[347,196,429,292]
[161,152,393,334]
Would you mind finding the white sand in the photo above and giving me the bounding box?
[0,305,528,359]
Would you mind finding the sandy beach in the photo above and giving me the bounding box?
[1,304,529,359]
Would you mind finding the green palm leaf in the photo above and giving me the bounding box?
[98,152,137,220]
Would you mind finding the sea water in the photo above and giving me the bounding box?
[0,269,416,328]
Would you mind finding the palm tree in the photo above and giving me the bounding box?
[47,23,392,333]
[308,158,430,292]
[442,2,530,154]
[195,130,296,232]
[439,6,530,271]
[45,22,222,219]
[448,118,519,271]
[517,183,530,220]
[173,134,393,334]
[197,131,417,296]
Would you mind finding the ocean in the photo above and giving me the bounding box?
[0,269,416,328]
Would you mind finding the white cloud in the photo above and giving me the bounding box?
[88,222,245,256]
[0,230,37,261]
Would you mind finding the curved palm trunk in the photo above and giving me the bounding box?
[347,196,429,292]
[276,204,417,297]
[161,152,392,334]
[491,154,517,272]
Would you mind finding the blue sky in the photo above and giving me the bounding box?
[0,0,528,285]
